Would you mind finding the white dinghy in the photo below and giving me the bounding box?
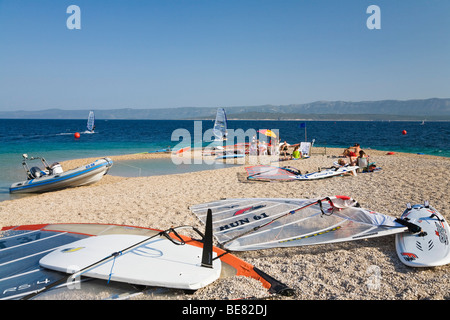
[10,154,113,194]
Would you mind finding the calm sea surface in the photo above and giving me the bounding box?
[0,119,448,201]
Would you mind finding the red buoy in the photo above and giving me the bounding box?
[402,130,407,135]
[74,132,81,139]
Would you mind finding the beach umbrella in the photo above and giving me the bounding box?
[258,129,277,138]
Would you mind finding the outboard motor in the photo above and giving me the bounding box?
[29,166,43,179]
[50,162,63,175]
[21,154,52,180]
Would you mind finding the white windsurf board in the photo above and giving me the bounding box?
[40,234,221,290]
[395,203,450,267]
[216,154,244,160]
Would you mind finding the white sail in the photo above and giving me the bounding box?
[87,111,95,132]
[213,108,227,140]
[245,165,359,181]
[190,196,408,251]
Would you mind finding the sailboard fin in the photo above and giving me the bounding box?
[201,209,214,268]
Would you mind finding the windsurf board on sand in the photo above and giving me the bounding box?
[395,202,450,267]
[40,234,221,290]
[215,154,245,160]
[0,222,291,300]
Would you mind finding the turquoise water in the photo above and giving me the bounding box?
[109,158,238,177]
[0,119,448,201]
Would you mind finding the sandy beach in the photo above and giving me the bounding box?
[1,147,449,300]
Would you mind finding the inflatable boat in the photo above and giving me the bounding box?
[9,154,113,194]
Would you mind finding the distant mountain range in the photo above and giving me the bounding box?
[1,98,449,120]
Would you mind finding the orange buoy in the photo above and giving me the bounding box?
[402,130,407,135]
[74,132,81,139]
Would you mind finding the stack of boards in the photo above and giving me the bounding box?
[0,223,288,300]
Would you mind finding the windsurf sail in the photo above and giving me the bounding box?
[246,165,299,180]
[87,111,95,132]
[246,165,358,181]
[213,108,227,140]
[189,196,411,251]
[0,225,89,300]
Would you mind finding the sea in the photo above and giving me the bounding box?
[0,119,448,202]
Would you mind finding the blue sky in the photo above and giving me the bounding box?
[0,0,449,111]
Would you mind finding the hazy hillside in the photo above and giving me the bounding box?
[1,98,449,120]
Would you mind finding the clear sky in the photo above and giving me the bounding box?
[0,0,449,111]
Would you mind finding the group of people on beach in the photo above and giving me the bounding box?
[279,141,302,160]
[249,136,279,156]
[342,143,368,166]
[256,138,370,168]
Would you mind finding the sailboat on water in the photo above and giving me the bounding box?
[86,111,95,133]
[212,108,228,141]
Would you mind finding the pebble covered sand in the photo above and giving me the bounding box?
[1,147,449,300]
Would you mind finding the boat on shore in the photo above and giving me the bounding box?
[9,154,113,194]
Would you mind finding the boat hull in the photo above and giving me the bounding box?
[9,158,113,194]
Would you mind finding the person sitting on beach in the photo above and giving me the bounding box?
[292,146,300,159]
[356,150,368,171]
[279,141,289,157]
[358,150,368,159]
[343,143,361,156]
[357,150,380,172]
[351,143,361,154]
[259,141,268,155]
[343,148,358,165]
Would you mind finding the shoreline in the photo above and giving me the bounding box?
[57,147,449,172]
[1,148,449,300]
